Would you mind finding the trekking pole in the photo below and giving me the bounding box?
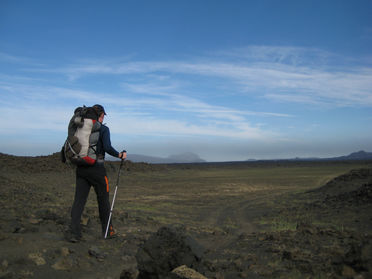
[104,152,125,239]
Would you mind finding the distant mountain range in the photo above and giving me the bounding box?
[247,150,372,162]
[1,150,371,164]
[126,150,372,164]
[330,150,372,161]
[127,152,206,164]
[125,150,372,164]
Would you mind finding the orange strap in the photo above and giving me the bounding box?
[105,176,109,192]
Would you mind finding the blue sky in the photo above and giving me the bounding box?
[1,0,372,161]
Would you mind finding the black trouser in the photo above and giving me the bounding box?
[70,163,112,237]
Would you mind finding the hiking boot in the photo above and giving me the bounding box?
[105,225,117,239]
[66,234,81,243]
[65,231,82,243]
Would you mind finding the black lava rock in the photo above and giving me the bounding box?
[136,225,205,279]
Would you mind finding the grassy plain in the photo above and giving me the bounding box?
[1,153,371,278]
[101,161,372,236]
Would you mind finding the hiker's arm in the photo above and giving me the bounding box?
[101,126,120,158]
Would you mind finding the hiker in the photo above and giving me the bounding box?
[68,104,126,242]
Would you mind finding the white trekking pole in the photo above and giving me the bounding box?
[104,153,125,239]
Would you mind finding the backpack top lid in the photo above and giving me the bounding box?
[74,106,100,120]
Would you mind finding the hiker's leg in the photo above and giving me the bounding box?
[91,166,112,234]
[71,173,91,237]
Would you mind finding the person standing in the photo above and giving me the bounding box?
[68,104,126,242]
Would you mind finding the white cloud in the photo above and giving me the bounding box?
[0,52,31,64]
[1,46,371,158]
[38,46,372,107]
[109,114,273,140]
[1,105,68,134]
[0,80,276,140]
[212,45,333,66]
[4,44,371,145]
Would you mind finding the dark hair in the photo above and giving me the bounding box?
[93,104,106,116]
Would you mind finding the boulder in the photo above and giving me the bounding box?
[88,246,106,260]
[170,265,207,279]
[120,265,139,279]
[51,257,74,271]
[28,253,46,266]
[136,226,204,279]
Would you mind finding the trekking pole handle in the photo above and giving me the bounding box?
[119,150,127,160]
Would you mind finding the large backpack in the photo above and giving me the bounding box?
[61,106,101,166]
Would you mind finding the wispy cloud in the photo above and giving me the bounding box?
[212,45,333,66]
[0,52,46,67]
[1,45,371,150]
[0,52,29,63]
[0,80,277,140]
[109,114,269,139]
[31,46,372,107]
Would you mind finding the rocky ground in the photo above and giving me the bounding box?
[0,153,371,279]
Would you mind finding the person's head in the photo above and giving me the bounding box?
[93,104,106,123]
